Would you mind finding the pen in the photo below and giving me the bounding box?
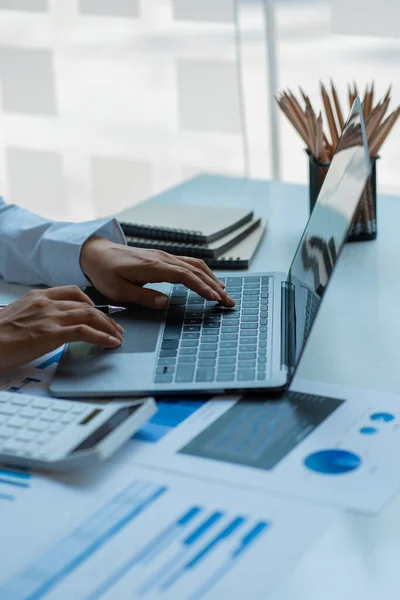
[0,303,126,315]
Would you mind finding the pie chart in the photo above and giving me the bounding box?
[370,412,395,423]
[304,449,361,475]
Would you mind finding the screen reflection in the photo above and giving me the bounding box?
[286,98,371,381]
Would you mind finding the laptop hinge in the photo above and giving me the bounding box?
[281,281,296,370]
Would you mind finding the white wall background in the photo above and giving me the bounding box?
[0,0,271,221]
[1,0,400,222]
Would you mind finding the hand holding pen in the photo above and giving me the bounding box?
[0,303,126,315]
[0,286,126,371]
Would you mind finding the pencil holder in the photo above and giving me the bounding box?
[308,152,378,242]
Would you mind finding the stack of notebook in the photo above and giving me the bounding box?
[114,183,266,269]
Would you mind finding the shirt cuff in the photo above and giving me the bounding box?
[45,218,126,288]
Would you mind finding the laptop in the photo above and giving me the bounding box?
[51,98,370,399]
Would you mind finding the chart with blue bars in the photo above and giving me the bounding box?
[0,349,63,396]
[0,478,270,600]
[35,350,64,370]
[0,467,31,503]
[134,399,207,443]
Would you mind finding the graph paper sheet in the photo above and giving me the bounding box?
[0,461,334,600]
[129,379,400,514]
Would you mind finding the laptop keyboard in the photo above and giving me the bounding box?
[154,276,271,385]
[304,290,319,339]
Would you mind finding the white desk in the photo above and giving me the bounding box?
[1,173,400,599]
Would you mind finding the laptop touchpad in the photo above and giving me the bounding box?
[84,286,165,354]
[112,307,163,354]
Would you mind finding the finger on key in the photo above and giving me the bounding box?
[180,256,226,289]
[167,258,234,307]
[159,264,224,302]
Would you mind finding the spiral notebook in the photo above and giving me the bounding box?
[125,217,261,258]
[115,202,253,243]
[207,220,266,269]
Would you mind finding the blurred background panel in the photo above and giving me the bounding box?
[0,0,398,221]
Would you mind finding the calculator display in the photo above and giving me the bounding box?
[71,405,141,452]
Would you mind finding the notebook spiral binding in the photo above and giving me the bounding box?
[126,237,210,257]
[120,222,203,242]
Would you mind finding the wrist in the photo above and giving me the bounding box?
[80,236,110,280]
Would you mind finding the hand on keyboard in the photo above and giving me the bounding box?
[80,239,236,310]
[0,287,124,371]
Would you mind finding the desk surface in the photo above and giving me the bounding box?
[1,173,400,599]
[152,173,400,600]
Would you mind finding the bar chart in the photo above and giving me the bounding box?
[36,350,64,370]
[0,472,273,600]
[0,467,31,502]
[0,348,63,397]
[133,399,207,443]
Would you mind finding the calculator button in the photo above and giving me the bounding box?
[50,402,72,413]
[16,430,35,443]
[0,405,19,416]
[10,396,31,406]
[48,423,63,435]
[36,433,53,445]
[61,414,75,425]
[71,405,86,415]
[0,426,12,439]
[31,398,51,409]
[23,443,40,456]
[28,420,48,432]
[2,440,22,454]
[7,417,26,429]
[20,407,40,419]
[40,412,58,422]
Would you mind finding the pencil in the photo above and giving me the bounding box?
[367,98,391,141]
[320,82,339,147]
[370,107,400,156]
[277,80,399,162]
[305,107,316,157]
[365,82,374,118]
[319,113,330,163]
[384,84,392,104]
[330,79,345,131]
[286,91,308,133]
[277,95,310,146]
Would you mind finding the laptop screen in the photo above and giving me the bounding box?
[286,97,371,383]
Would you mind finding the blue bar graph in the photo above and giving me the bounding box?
[0,480,167,600]
[161,516,246,591]
[0,468,31,480]
[0,477,30,489]
[36,350,63,370]
[0,492,14,502]
[133,399,207,443]
[136,514,269,600]
[7,377,42,393]
[0,467,31,501]
[187,521,270,600]
[136,511,225,596]
[87,506,203,600]
[2,479,271,600]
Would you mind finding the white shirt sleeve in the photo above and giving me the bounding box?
[0,197,126,287]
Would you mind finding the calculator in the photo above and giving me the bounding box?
[0,391,156,472]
